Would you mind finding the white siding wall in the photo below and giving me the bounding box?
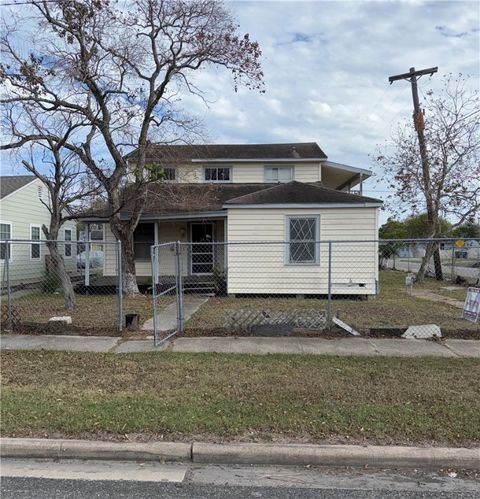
[0,178,77,283]
[227,207,379,295]
[146,162,322,184]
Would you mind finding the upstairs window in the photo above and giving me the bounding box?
[204,167,231,182]
[265,166,293,183]
[0,222,12,260]
[163,167,176,181]
[31,225,41,260]
[133,223,155,260]
[286,215,319,265]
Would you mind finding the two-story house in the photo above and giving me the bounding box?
[82,142,382,296]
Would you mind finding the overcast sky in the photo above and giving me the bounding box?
[1,0,479,214]
[181,0,480,201]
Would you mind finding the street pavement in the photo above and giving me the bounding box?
[2,459,479,498]
[388,259,480,280]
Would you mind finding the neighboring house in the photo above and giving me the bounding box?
[82,143,383,296]
[0,175,77,284]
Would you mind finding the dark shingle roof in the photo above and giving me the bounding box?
[0,175,36,199]
[225,181,383,206]
[126,142,327,163]
[82,183,276,219]
[82,182,382,220]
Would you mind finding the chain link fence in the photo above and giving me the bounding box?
[1,239,124,335]
[151,238,480,344]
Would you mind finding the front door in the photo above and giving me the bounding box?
[190,222,214,274]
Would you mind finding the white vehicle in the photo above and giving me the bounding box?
[77,250,104,269]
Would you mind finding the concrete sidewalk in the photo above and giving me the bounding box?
[1,334,480,357]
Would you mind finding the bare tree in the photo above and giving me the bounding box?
[4,112,100,309]
[0,0,264,294]
[376,74,480,281]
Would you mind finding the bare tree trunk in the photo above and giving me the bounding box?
[43,229,76,310]
[417,239,443,283]
[110,220,139,295]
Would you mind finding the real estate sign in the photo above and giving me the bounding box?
[463,287,480,323]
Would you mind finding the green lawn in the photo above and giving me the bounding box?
[186,271,479,335]
[2,350,479,447]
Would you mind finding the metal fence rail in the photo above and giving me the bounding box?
[150,238,479,342]
[1,239,123,335]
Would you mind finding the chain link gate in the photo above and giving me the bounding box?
[151,241,183,346]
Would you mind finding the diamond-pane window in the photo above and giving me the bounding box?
[287,216,319,264]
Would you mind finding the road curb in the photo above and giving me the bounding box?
[192,442,480,468]
[0,438,192,462]
[2,438,479,469]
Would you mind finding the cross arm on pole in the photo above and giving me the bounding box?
[388,66,438,84]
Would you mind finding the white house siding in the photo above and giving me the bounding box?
[0,178,77,284]
[154,162,323,184]
[226,207,379,295]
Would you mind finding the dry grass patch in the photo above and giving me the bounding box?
[1,350,479,447]
[186,271,479,336]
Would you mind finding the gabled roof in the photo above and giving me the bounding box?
[126,142,327,163]
[0,175,36,199]
[224,181,383,206]
[81,181,382,221]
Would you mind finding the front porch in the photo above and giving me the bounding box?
[132,216,227,279]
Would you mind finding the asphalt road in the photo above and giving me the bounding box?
[1,459,479,498]
[3,477,479,499]
[388,259,480,280]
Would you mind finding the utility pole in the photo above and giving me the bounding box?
[389,66,443,281]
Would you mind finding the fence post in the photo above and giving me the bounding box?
[116,240,123,333]
[327,240,332,328]
[175,241,184,333]
[5,241,12,330]
[85,225,90,287]
[151,245,159,347]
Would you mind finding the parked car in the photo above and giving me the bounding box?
[77,250,104,269]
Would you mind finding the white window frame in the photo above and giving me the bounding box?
[64,228,73,258]
[204,166,232,183]
[285,215,320,266]
[264,165,294,183]
[30,224,42,261]
[0,221,13,261]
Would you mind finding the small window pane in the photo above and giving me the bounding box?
[163,167,176,181]
[65,229,72,257]
[205,167,230,182]
[265,166,292,182]
[134,223,155,260]
[31,226,40,240]
[0,224,11,260]
[288,217,318,264]
[31,244,40,259]
[0,223,11,240]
